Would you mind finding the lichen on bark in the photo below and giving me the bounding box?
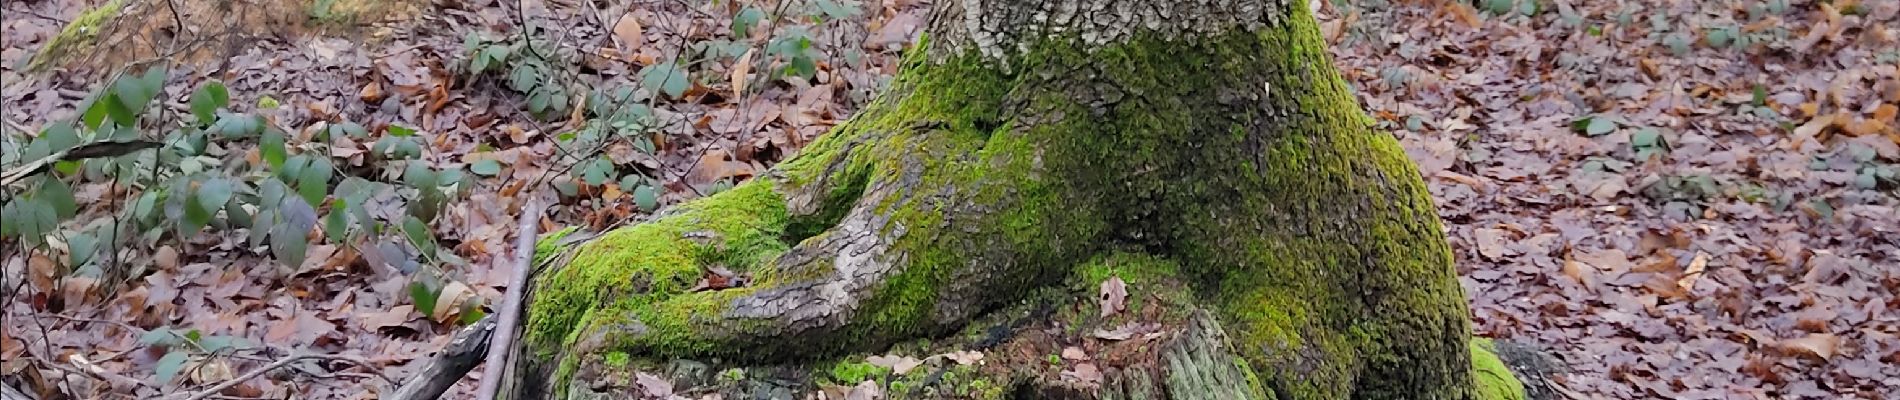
[514,0,1522,398]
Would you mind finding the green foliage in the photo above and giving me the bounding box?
[732,7,766,37]
[828,360,888,384]
[2,64,470,291]
[1630,127,1669,159]
[1571,114,1621,136]
[463,31,571,118]
[638,60,691,99]
[137,326,254,384]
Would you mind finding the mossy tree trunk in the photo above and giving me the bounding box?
[511,0,1523,399]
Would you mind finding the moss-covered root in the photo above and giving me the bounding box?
[27,0,123,71]
[1469,338,1529,400]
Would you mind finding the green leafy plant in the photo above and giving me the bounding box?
[138,327,255,384]
[2,64,471,291]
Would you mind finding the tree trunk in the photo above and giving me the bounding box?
[510,1,1525,399]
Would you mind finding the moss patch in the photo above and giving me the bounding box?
[27,0,123,71]
[524,7,1497,399]
[827,360,891,384]
[1468,338,1528,400]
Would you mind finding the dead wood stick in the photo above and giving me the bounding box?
[387,314,497,400]
[1,382,37,400]
[180,353,372,400]
[475,198,542,399]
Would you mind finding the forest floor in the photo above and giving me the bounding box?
[1,0,1895,399]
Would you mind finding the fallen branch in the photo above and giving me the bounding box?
[0,140,162,187]
[1,382,37,400]
[387,314,496,400]
[475,198,542,399]
[179,353,375,400]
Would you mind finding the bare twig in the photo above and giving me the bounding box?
[178,353,373,400]
[474,198,543,399]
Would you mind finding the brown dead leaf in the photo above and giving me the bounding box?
[941,350,983,365]
[1874,104,1897,123]
[1677,251,1709,292]
[1099,276,1127,318]
[1435,170,1487,190]
[731,48,756,98]
[360,81,385,104]
[154,246,179,271]
[430,281,473,322]
[1446,2,1481,28]
[1779,333,1842,360]
[688,266,745,292]
[1061,363,1102,386]
[866,354,922,376]
[635,372,673,398]
[360,305,416,330]
[1474,228,1511,260]
[846,380,883,400]
[1091,322,1158,341]
[1572,249,1635,274]
[26,254,55,292]
[60,276,98,308]
[1793,113,1838,144]
[1061,346,1090,361]
[686,150,757,185]
[1843,118,1887,136]
[1561,251,1597,288]
[613,14,644,51]
[187,358,235,386]
[601,184,624,201]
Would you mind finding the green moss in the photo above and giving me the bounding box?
[828,360,889,384]
[533,226,580,265]
[602,352,631,368]
[28,0,122,71]
[1468,338,1527,400]
[526,8,1480,399]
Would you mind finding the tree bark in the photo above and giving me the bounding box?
[511,0,1524,399]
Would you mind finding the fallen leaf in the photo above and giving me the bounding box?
[1779,333,1841,360]
[187,358,235,385]
[866,354,923,375]
[1099,276,1127,318]
[360,81,385,103]
[60,276,98,308]
[360,305,416,330]
[613,14,645,51]
[685,150,757,185]
[1874,104,1897,123]
[154,246,180,270]
[635,372,673,398]
[431,281,473,322]
[1091,322,1157,341]
[1474,228,1511,260]
[1561,251,1597,288]
[845,380,882,400]
[1572,249,1635,274]
[1061,347,1090,361]
[1793,113,1838,144]
[941,350,983,365]
[731,48,755,98]
[1677,251,1709,291]
[1060,363,1102,385]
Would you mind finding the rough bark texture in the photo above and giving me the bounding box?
[512,0,1523,399]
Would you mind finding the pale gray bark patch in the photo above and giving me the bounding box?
[927,0,1292,64]
[724,152,926,334]
[1161,311,1268,400]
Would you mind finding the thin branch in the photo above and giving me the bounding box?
[473,198,542,399]
[178,353,373,400]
